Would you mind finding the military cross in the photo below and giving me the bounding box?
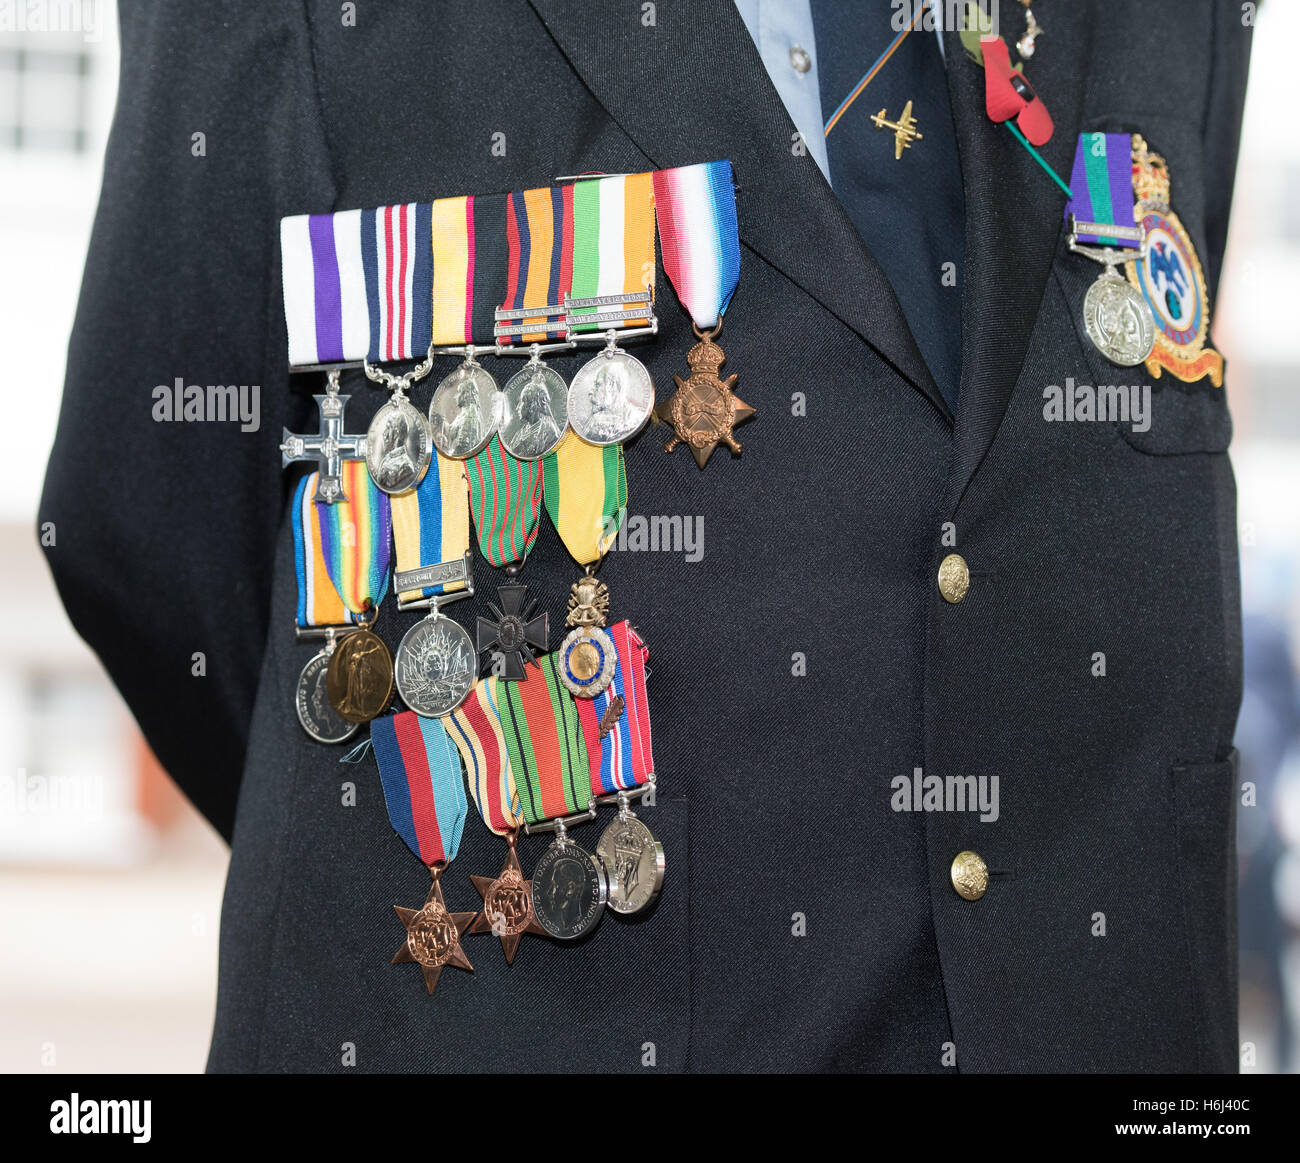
[280,380,368,504]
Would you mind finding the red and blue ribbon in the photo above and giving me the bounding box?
[371,711,468,867]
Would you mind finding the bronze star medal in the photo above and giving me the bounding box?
[392,865,475,994]
[659,322,753,469]
[468,836,545,965]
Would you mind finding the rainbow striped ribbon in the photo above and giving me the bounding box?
[1066,133,1140,248]
[496,653,593,826]
[575,621,654,795]
[447,677,522,836]
[371,710,468,867]
[316,460,392,615]
[291,472,353,627]
[281,203,433,366]
[542,431,627,567]
[390,453,470,603]
[465,435,544,568]
[652,160,741,330]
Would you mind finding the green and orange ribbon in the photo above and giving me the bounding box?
[496,653,593,825]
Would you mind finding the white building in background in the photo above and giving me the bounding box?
[0,2,155,864]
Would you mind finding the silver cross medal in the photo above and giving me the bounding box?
[280,370,368,504]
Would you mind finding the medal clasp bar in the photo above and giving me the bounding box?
[1067,215,1149,266]
[289,359,366,374]
[593,777,656,813]
[494,303,575,354]
[564,290,656,345]
[523,801,597,838]
[396,550,475,612]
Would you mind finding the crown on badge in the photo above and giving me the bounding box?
[1131,134,1171,206]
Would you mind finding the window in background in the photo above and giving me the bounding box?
[0,34,93,153]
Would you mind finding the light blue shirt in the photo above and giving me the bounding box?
[734,0,831,182]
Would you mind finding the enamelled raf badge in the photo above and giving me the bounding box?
[1125,134,1224,387]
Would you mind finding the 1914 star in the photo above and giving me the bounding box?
[467,836,545,965]
[392,866,475,995]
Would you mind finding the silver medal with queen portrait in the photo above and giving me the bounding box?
[499,362,568,460]
[429,358,500,459]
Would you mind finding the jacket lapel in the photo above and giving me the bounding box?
[943,2,1094,505]
[527,0,951,423]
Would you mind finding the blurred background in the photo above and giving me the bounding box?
[0,1,1296,1073]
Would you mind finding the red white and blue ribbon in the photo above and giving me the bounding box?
[576,621,653,795]
[652,160,741,330]
[281,203,433,366]
[371,711,468,867]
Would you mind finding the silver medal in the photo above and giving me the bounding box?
[566,344,655,446]
[429,358,500,459]
[365,392,431,495]
[596,812,664,915]
[499,360,568,460]
[394,613,475,717]
[1083,269,1156,367]
[296,649,360,744]
[530,838,609,940]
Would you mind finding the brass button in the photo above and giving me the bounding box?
[950,850,988,900]
[937,553,970,603]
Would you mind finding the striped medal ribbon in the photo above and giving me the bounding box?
[315,461,397,727]
[1064,133,1156,368]
[281,202,433,368]
[447,677,521,837]
[1066,133,1142,249]
[587,620,663,917]
[316,460,392,616]
[449,678,546,963]
[541,171,653,564]
[371,710,475,994]
[290,470,367,745]
[495,653,610,941]
[465,435,544,568]
[496,653,593,827]
[292,472,360,629]
[652,160,752,468]
[390,453,471,606]
[574,620,654,796]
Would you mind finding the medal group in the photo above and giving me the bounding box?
[279,161,743,994]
